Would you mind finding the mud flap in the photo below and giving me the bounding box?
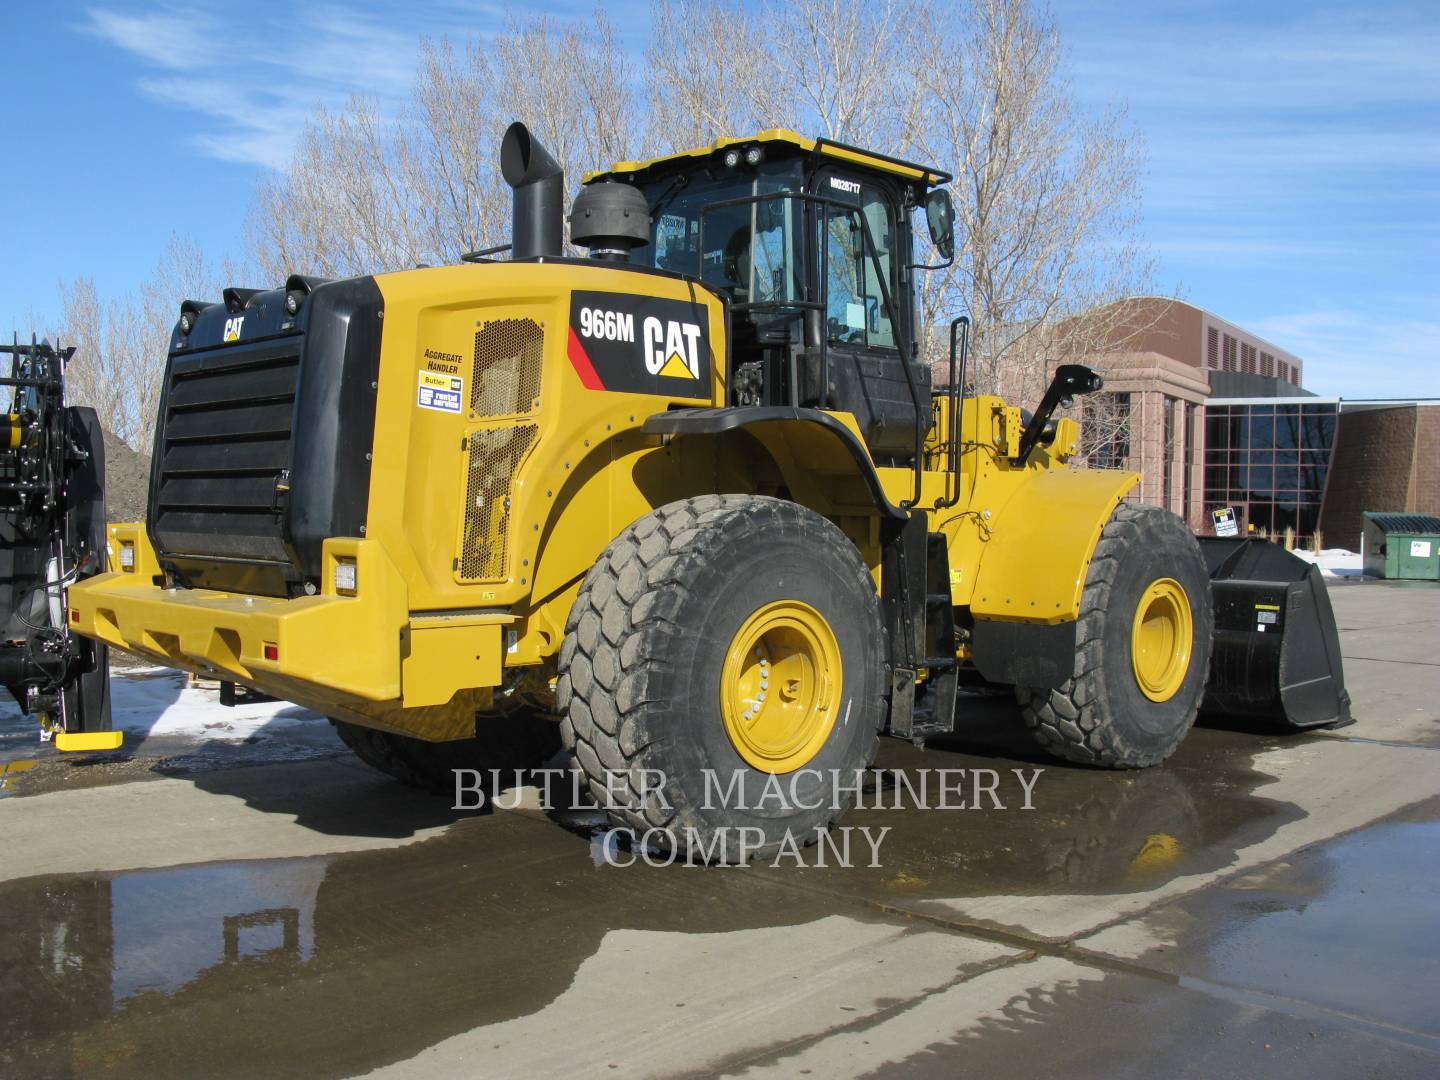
[1199,538,1351,730]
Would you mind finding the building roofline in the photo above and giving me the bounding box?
[1112,295,1305,367]
[1207,396,1440,407]
[1207,396,1336,405]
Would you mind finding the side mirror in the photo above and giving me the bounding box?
[924,189,955,261]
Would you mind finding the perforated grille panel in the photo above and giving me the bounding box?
[471,318,543,417]
[458,424,537,580]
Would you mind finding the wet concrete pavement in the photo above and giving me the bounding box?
[0,579,1436,1078]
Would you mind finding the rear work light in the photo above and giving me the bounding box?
[334,559,358,593]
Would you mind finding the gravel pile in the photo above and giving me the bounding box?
[103,433,151,524]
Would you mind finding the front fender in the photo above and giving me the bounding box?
[970,467,1140,625]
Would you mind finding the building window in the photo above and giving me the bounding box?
[1201,400,1337,542]
[1082,392,1131,470]
[1184,402,1196,521]
[1162,397,1175,509]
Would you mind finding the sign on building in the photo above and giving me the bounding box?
[1213,507,1239,537]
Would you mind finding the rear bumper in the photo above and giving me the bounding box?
[69,525,511,730]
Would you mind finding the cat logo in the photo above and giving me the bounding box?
[567,290,711,399]
[643,317,703,379]
[223,316,245,342]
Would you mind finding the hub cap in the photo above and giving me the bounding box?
[720,600,842,773]
[1130,577,1193,702]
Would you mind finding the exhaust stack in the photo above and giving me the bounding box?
[500,122,564,260]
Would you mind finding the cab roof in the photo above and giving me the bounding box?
[583,129,952,189]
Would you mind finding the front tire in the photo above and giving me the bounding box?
[1016,503,1213,768]
[557,495,886,863]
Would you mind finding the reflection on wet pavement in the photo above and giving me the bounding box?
[883,802,1440,1079]
[0,712,1320,1079]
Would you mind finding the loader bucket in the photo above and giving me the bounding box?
[1198,538,1352,730]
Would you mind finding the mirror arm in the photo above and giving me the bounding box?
[909,253,954,271]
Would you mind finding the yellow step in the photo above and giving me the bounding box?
[54,731,124,752]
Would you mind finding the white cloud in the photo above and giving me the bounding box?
[83,7,219,71]
[80,2,515,169]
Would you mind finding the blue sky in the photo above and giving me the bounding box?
[2,0,1435,398]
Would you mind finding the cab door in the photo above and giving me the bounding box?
[809,169,929,461]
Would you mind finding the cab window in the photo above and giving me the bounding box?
[643,163,803,306]
[819,177,897,350]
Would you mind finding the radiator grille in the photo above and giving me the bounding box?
[458,424,537,580]
[471,318,543,417]
[151,339,299,563]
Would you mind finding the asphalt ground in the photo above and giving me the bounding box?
[0,578,1436,1078]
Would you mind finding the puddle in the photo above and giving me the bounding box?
[0,699,1315,1078]
[878,801,1440,1080]
[1172,802,1440,1037]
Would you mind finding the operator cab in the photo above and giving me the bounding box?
[578,132,955,464]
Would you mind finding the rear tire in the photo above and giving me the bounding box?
[334,710,561,794]
[1016,504,1212,768]
[557,495,886,863]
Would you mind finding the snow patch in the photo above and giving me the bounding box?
[106,670,325,740]
[1289,548,1363,578]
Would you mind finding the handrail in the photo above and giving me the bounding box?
[935,315,969,509]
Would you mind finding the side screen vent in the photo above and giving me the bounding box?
[471,318,543,417]
[458,425,538,580]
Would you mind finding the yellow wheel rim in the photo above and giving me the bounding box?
[720,600,843,773]
[1130,578,1193,702]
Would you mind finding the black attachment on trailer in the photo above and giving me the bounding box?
[1199,538,1351,730]
[0,338,112,738]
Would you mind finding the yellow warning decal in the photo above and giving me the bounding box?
[1254,603,1281,611]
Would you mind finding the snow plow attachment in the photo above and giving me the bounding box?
[1199,538,1351,730]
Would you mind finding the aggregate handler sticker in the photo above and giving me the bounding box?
[417,369,464,413]
[567,290,711,398]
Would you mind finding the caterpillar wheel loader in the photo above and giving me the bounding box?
[67,123,1348,860]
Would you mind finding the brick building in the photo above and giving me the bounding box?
[1319,402,1440,549]
[1061,298,1438,546]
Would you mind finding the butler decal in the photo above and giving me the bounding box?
[567,290,711,398]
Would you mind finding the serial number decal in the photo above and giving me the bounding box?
[567,291,711,398]
[417,369,464,413]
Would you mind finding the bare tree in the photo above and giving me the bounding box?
[913,0,1155,403]
[646,0,927,153]
[63,0,1162,456]
[52,235,220,449]
[249,9,638,281]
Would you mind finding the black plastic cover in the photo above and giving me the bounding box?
[149,276,382,596]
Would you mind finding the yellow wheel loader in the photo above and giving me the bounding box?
[67,123,1348,859]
